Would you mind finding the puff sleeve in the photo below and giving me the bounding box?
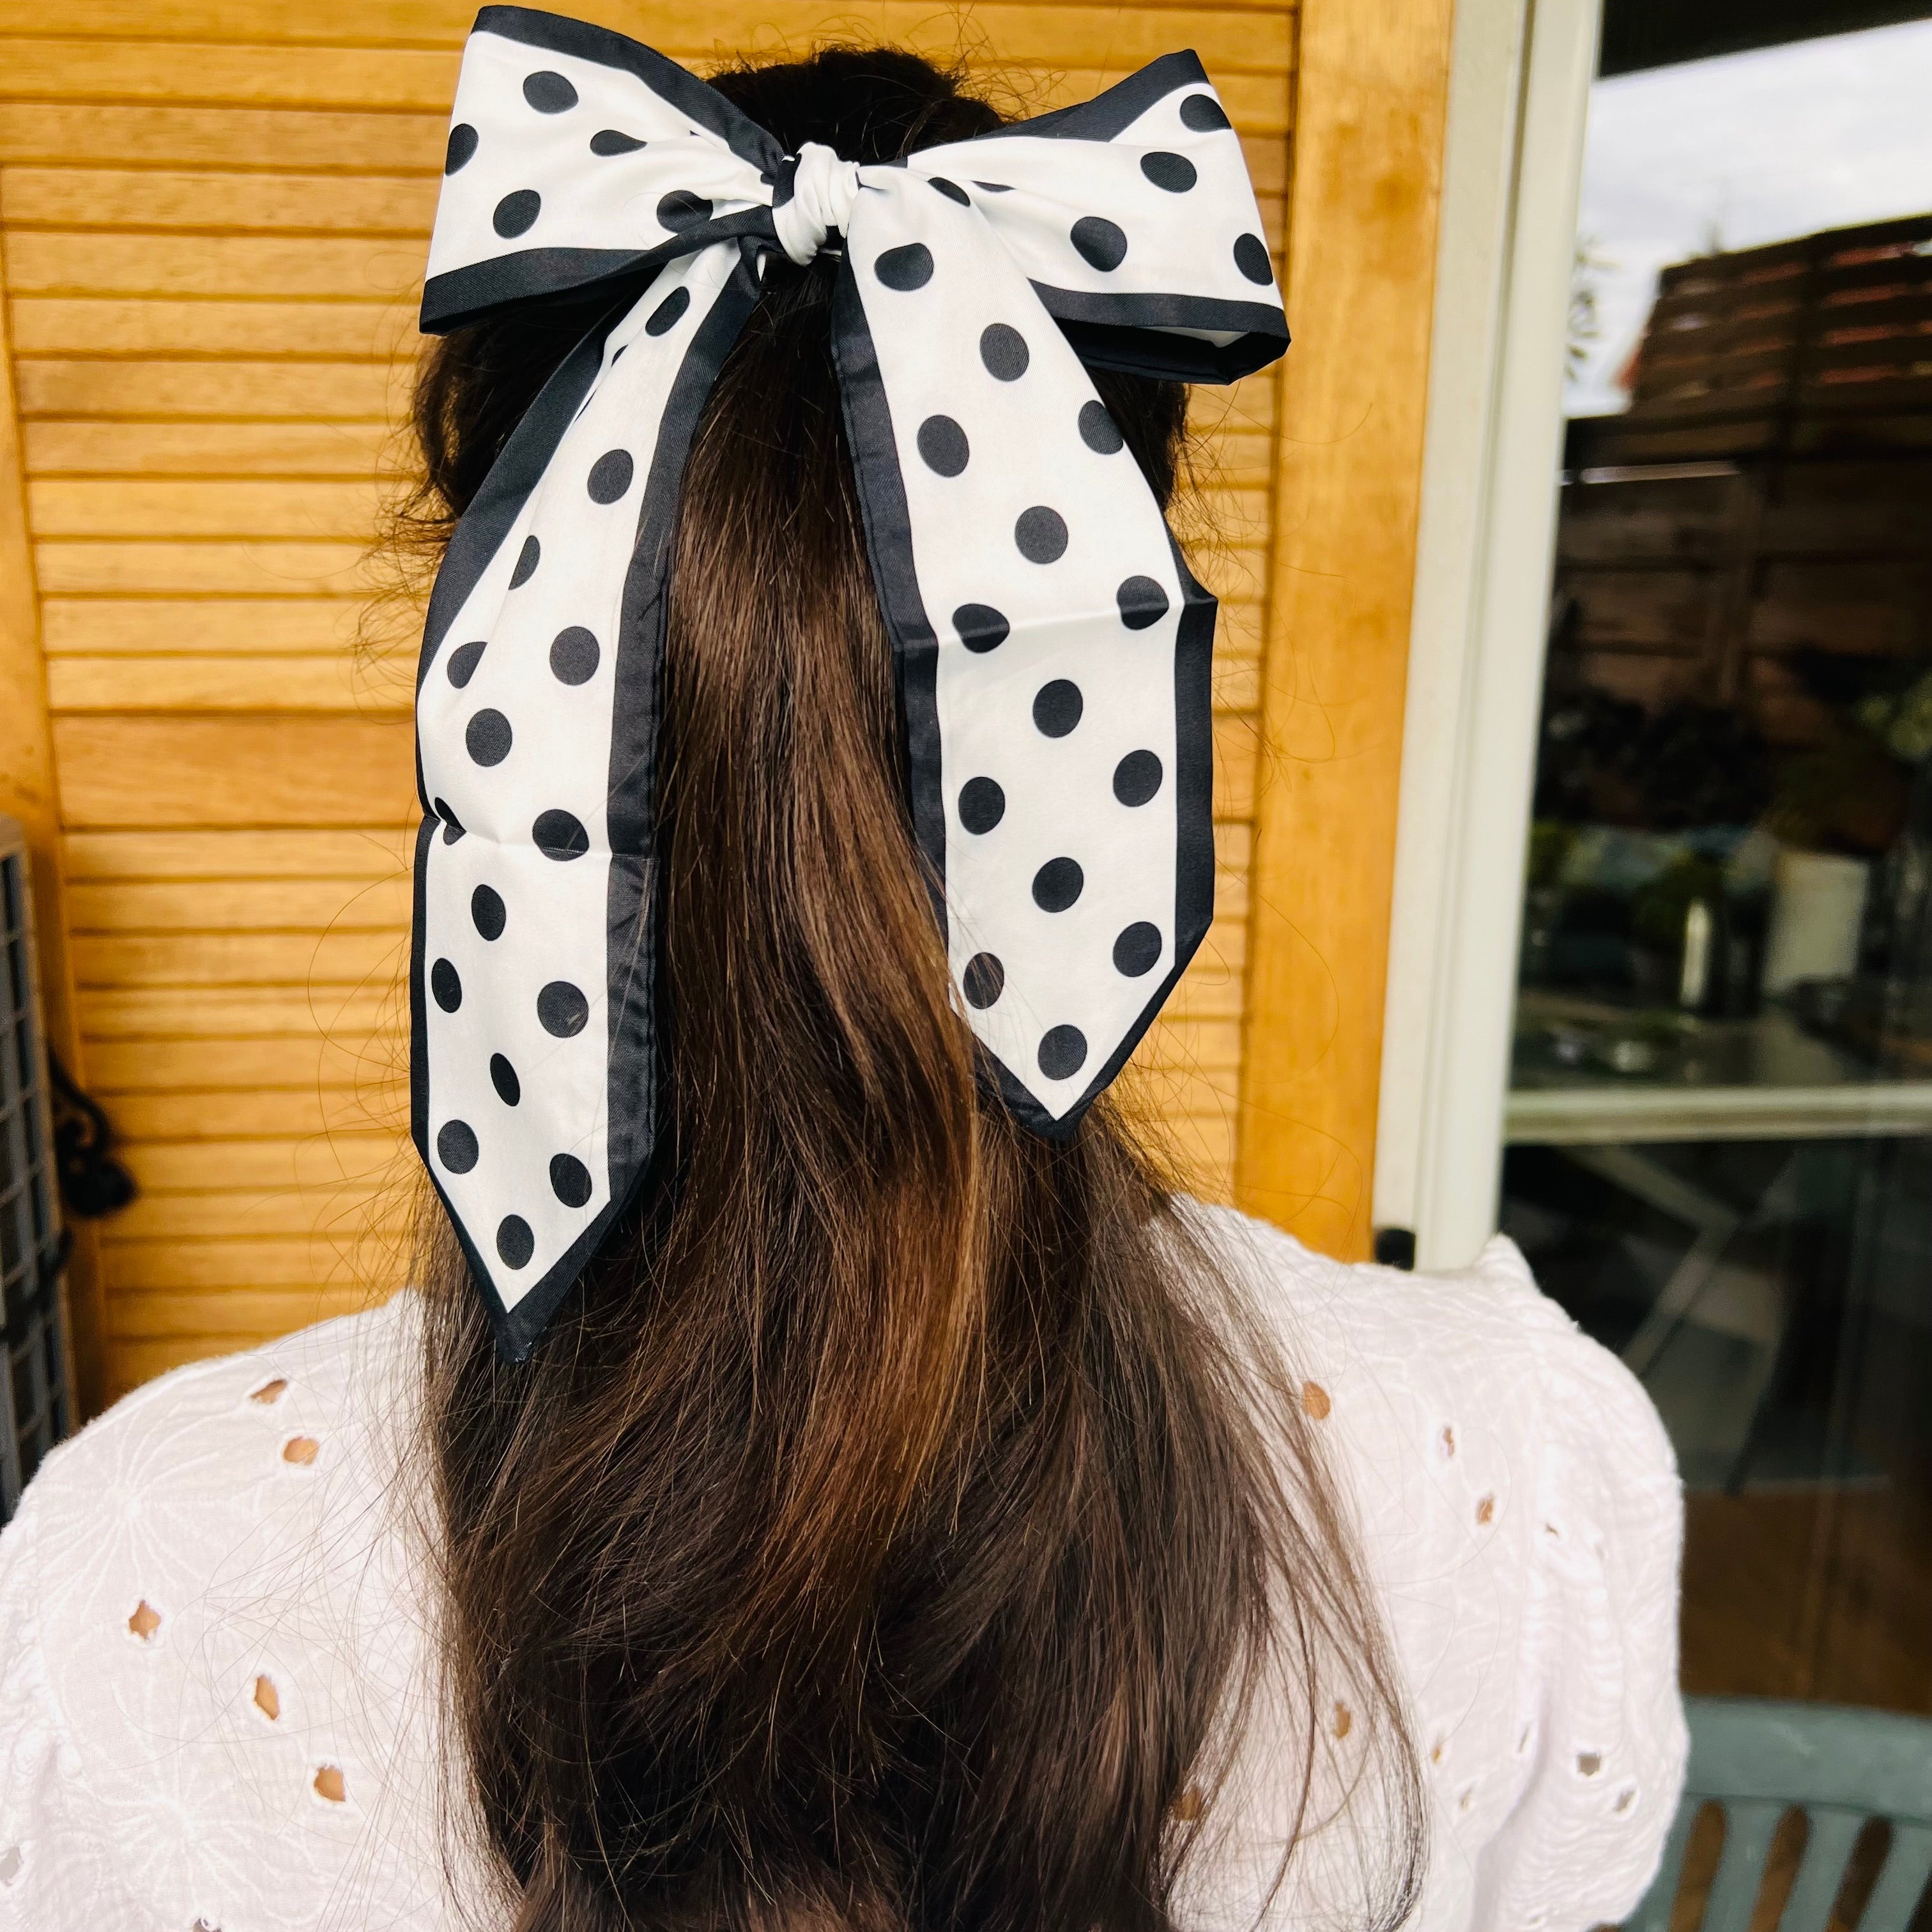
[0,1478,140,1929]
[1472,1269,1689,1928]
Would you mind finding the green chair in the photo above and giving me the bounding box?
[1627,1697,1932,1932]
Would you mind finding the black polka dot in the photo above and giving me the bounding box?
[1113,922,1163,977]
[1038,1025,1088,1080]
[1179,93,1231,131]
[875,243,933,290]
[496,1215,535,1269]
[958,776,1005,834]
[1113,749,1163,806]
[1140,150,1197,192]
[1078,401,1124,454]
[493,190,540,238]
[549,1153,593,1208]
[1071,216,1128,272]
[916,415,969,477]
[430,957,462,1013]
[446,638,486,688]
[510,535,540,587]
[974,180,1013,194]
[471,884,506,941]
[533,809,589,860]
[523,70,578,112]
[1233,233,1273,285]
[587,448,634,503]
[433,797,465,845]
[436,1119,479,1174]
[1032,680,1083,738]
[549,627,599,685]
[963,952,1005,1009]
[954,604,1009,653]
[645,286,689,335]
[1015,507,1068,564]
[490,1053,521,1107]
[928,175,970,204]
[979,323,1029,380]
[466,709,512,767]
[445,124,479,174]
[1032,857,1084,912]
[537,979,589,1038]
[591,128,646,155]
[657,190,711,232]
[1117,576,1170,631]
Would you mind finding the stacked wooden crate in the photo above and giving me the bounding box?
[1594,211,1932,463]
[0,1,1293,1396]
[1555,214,1932,751]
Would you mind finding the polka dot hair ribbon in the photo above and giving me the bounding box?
[415,6,1289,1356]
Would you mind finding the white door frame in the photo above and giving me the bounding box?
[1372,0,1605,1267]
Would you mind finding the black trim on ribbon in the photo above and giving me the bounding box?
[1043,296,1287,385]
[989,546,1218,1143]
[473,7,783,171]
[830,259,947,925]
[1057,317,1283,385]
[419,310,615,668]
[982,49,1213,146]
[421,211,781,334]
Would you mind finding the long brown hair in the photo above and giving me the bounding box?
[407,47,1422,1932]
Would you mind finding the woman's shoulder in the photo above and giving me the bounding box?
[1186,1201,1686,1928]
[1184,1199,1643,1443]
[1185,1197,1679,1596]
[0,1292,454,1931]
[18,1291,418,1519]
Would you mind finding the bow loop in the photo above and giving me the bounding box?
[412,8,1287,1357]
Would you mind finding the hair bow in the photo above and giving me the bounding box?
[413,5,1289,1356]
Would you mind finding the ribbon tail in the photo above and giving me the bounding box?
[833,179,1215,1137]
[413,242,763,1361]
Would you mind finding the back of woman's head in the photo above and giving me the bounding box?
[410,46,1421,1932]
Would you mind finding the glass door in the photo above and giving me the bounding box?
[1498,13,1932,1709]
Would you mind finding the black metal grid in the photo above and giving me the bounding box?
[0,816,68,1522]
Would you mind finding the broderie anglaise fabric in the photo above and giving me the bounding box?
[410,8,1289,1354]
[0,1225,1687,1928]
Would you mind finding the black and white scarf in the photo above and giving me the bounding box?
[412,6,1289,1356]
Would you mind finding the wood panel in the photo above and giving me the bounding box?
[0,207,107,1411]
[1235,0,1454,1254]
[0,0,1301,1397]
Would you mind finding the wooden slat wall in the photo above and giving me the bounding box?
[1235,0,1453,1256]
[0,0,1295,1399]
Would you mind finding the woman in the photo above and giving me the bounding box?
[0,24,1684,1931]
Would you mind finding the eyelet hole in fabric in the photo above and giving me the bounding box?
[1576,1751,1602,1777]
[248,1377,288,1405]
[0,1846,21,1885]
[1332,1701,1353,1739]
[1300,1381,1331,1420]
[1171,1783,1204,1822]
[282,1436,320,1466]
[253,1675,280,1721]
[127,1598,161,1641]
[313,1765,347,1804]
[1476,1494,1496,1525]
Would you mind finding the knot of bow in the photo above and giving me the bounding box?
[413,4,1289,1356]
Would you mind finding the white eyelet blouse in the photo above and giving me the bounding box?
[0,1208,1685,1929]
